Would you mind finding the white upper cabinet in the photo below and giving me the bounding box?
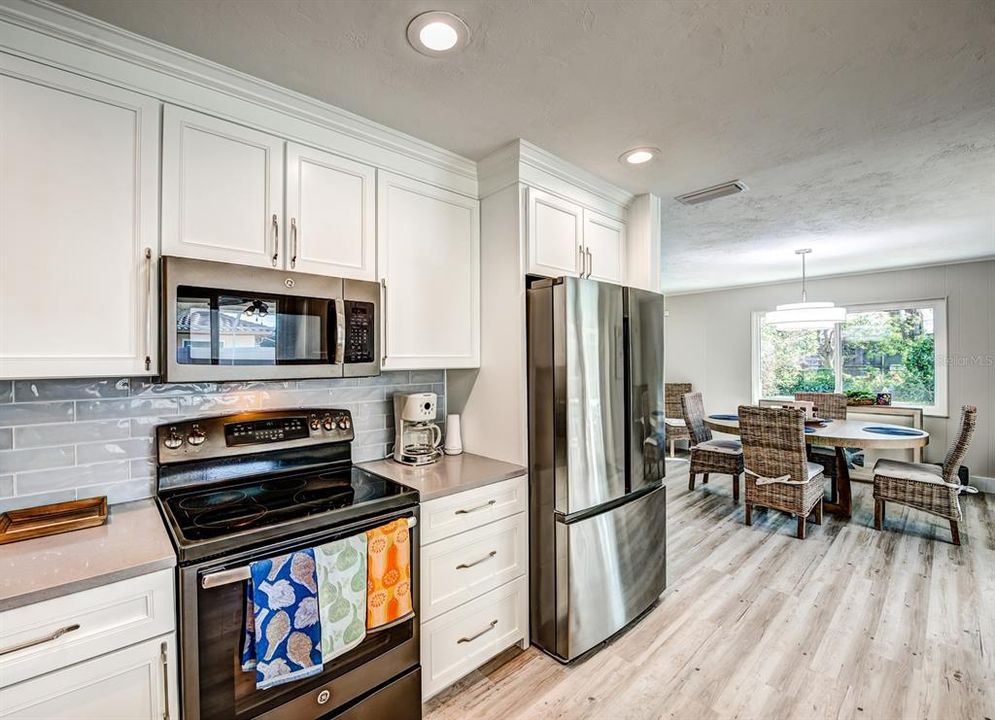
[378,173,480,369]
[527,187,584,277]
[162,105,284,268]
[0,55,160,379]
[583,209,625,283]
[285,143,376,280]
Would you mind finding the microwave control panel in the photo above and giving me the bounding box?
[344,300,375,364]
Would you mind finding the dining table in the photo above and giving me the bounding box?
[703,414,930,518]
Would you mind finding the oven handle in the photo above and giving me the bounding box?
[200,515,418,589]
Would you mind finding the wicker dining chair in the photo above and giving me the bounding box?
[738,405,826,539]
[681,391,744,502]
[873,405,978,545]
[665,383,692,457]
[794,392,848,495]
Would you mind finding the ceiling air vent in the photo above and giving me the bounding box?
[675,180,748,205]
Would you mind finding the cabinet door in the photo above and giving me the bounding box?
[583,209,625,284]
[378,173,479,369]
[285,143,376,279]
[526,187,583,277]
[0,56,159,378]
[0,634,177,720]
[162,105,284,268]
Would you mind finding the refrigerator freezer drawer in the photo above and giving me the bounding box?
[551,484,667,661]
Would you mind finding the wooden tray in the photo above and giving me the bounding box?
[0,496,108,545]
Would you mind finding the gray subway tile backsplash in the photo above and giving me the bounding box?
[0,446,75,475]
[0,401,75,427]
[13,378,131,402]
[76,437,154,465]
[14,419,131,449]
[0,371,444,512]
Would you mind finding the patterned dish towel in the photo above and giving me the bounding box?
[315,535,368,662]
[240,549,323,690]
[366,519,414,630]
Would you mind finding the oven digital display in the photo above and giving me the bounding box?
[225,417,309,446]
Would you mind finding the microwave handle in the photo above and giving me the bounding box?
[334,297,346,365]
[200,516,418,589]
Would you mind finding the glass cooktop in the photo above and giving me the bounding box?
[162,466,409,542]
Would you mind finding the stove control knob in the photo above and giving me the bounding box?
[187,426,207,446]
[338,417,351,431]
[321,416,334,432]
[163,429,184,450]
[309,417,320,431]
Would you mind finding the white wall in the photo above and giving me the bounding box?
[665,259,994,480]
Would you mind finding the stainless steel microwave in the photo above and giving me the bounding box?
[161,256,380,382]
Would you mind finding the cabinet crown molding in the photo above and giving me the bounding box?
[478,139,634,216]
[0,0,477,190]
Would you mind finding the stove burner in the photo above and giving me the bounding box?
[293,478,355,505]
[260,477,307,493]
[193,503,267,530]
[178,490,247,511]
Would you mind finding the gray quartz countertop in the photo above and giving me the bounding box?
[0,499,176,611]
[360,453,526,501]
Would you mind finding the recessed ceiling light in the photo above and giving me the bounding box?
[620,147,660,165]
[407,11,469,57]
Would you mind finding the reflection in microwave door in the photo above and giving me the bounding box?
[243,299,270,318]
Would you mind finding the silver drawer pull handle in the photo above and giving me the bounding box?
[0,623,80,657]
[457,619,498,644]
[454,499,496,515]
[456,551,497,570]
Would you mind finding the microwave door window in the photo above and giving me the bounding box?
[216,296,277,365]
[176,295,215,365]
[275,299,328,363]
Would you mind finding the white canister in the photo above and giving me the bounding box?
[443,414,463,455]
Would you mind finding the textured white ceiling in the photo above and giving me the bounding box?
[54,0,995,291]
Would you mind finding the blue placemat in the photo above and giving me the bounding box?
[863,426,925,437]
[804,427,816,434]
[708,414,739,421]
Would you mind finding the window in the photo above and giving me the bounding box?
[753,299,947,416]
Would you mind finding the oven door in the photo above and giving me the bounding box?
[178,508,420,720]
[162,256,346,382]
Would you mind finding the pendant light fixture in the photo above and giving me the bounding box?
[766,249,846,330]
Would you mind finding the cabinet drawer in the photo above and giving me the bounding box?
[421,576,527,700]
[420,475,527,544]
[422,513,526,621]
[0,634,176,720]
[0,569,175,688]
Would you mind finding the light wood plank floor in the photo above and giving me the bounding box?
[424,465,995,720]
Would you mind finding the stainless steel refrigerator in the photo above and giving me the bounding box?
[527,276,667,662]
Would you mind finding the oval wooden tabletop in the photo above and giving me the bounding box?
[703,416,930,449]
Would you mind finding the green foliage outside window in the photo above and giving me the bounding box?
[759,306,935,405]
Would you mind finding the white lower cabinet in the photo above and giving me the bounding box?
[0,634,176,720]
[0,570,177,720]
[421,576,528,699]
[418,476,528,700]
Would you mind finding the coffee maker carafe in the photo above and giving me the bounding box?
[393,392,443,466]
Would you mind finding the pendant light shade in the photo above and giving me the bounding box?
[767,250,846,330]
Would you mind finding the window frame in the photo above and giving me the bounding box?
[751,297,948,417]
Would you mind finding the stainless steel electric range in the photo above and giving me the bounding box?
[154,408,421,720]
